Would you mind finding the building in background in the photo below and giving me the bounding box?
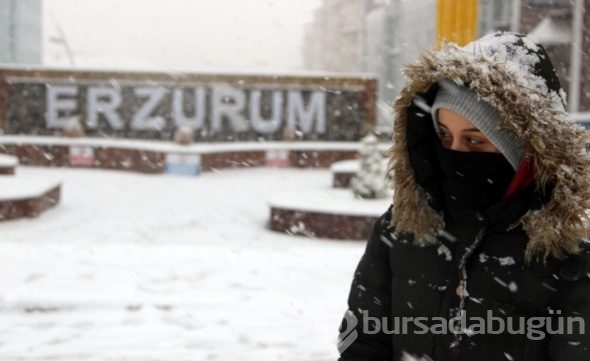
[0,0,42,65]
[304,0,589,133]
[304,0,436,132]
[304,0,374,73]
[520,0,589,112]
[478,0,513,34]
[388,0,436,97]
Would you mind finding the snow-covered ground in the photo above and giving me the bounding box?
[0,154,18,168]
[0,166,378,361]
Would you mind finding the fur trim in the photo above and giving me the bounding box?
[386,40,590,261]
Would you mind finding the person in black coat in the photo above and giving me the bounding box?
[337,32,590,361]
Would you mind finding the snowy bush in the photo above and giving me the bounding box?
[174,126,194,145]
[63,118,85,137]
[351,133,388,199]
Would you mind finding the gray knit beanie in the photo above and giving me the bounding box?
[431,79,524,170]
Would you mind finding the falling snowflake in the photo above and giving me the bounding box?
[497,256,515,266]
[508,281,518,293]
[437,244,452,261]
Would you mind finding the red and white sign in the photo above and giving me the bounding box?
[265,149,290,167]
[69,146,94,166]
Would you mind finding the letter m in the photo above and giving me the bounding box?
[287,90,327,134]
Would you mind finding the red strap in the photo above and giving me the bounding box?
[503,153,535,201]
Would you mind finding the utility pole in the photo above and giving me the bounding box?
[358,0,368,72]
[569,0,584,113]
[511,0,521,33]
[383,0,400,102]
[8,0,17,62]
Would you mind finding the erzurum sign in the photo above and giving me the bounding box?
[0,69,376,142]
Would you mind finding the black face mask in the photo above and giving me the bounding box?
[433,141,515,213]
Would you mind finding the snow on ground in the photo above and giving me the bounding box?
[0,154,18,167]
[0,166,376,361]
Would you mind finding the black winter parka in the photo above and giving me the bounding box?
[338,33,590,361]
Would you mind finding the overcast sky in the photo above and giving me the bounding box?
[42,0,322,72]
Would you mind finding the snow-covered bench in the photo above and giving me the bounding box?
[0,178,61,221]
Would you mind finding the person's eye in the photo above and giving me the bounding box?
[437,131,449,139]
[466,137,484,145]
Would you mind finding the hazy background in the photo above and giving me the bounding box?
[43,0,322,72]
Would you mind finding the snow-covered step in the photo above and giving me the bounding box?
[0,154,18,175]
[330,158,389,188]
[268,188,392,240]
[0,178,61,221]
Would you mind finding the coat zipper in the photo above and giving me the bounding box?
[451,226,486,361]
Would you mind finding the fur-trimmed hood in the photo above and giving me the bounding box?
[386,32,590,261]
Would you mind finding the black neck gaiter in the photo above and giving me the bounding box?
[434,142,516,216]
